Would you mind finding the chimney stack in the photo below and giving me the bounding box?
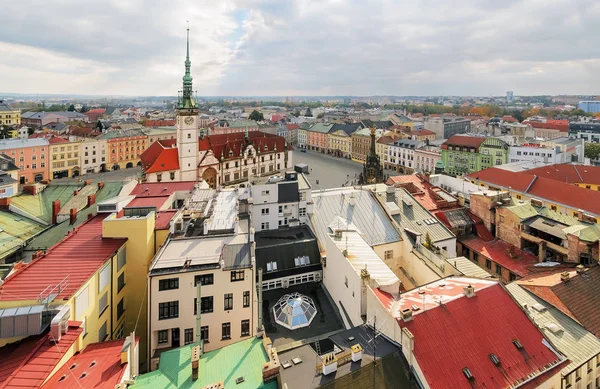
[69,208,77,225]
[576,265,585,274]
[0,198,10,210]
[73,189,79,196]
[98,182,105,190]
[463,284,475,298]
[52,200,61,224]
[87,194,96,208]
[191,345,201,381]
[560,272,570,283]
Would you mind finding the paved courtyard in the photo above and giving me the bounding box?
[293,149,398,190]
[52,166,142,184]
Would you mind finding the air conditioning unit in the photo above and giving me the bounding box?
[282,279,289,289]
[50,305,71,343]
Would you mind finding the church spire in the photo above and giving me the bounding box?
[179,25,196,109]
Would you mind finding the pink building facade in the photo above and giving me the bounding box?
[0,138,50,184]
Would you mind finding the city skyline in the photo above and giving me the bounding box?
[1,0,599,97]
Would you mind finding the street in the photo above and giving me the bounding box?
[293,149,398,190]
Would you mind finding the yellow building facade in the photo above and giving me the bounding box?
[327,130,351,157]
[0,101,21,126]
[50,139,81,179]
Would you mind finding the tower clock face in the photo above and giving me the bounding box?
[184,116,194,125]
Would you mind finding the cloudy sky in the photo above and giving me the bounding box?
[1,0,598,96]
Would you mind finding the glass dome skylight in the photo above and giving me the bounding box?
[272,293,317,330]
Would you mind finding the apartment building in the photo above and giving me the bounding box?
[0,138,50,184]
[414,144,442,173]
[307,123,332,152]
[441,135,509,176]
[49,137,81,178]
[387,139,422,174]
[249,171,312,232]
[508,137,584,164]
[351,127,387,163]
[424,116,471,139]
[148,189,257,362]
[79,138,108,174]
[98,128,148,170]
[0,100,21,126]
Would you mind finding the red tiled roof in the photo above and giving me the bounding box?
[48,136,69,144]
[466,167,600,215]
[139,140,179,173]
[441,135,486,150]
[0,215,127,301]
[286,124,299,130]
[502,115,518,123]
[376,135,397,145]
[460,237,539,277]
[127,196,169,208]
[522,121,569,132]
[0,322,83,389]
[520,284,576,321]
[40,338,134,389]
[409,129,435,136]
[144,120,176,127]
[69,126,94,137]
[386,175,460,212]
[155,210,177,230]
[87,109,106,114]
[140,131,289,174]
[129,181,196,197]
[400,283,564,389]
[520,164,600,185]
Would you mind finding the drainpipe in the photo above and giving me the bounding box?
[196,281,202,351]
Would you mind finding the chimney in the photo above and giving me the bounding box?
[351,344,363,362]
[463,284,475,298]
[576,265,585,274]
[87,194,96,207]
[69,208,77,225]
[0,198,10,210]
[52,200,61,224]
[191,345,201,381]
[98,182,105,190]
[321,353,338,375]
[400,308,413,322]
[73,189,79,196]
[560,271,570,283]
[84,179,92,186]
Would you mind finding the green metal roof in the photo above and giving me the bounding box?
[10,184,83,224]
[505,203,539,220]
[307,123,333,134]
[25,182,123,252]
[228,120,257,128]
[0,210,46,261]
[130,338,276,389]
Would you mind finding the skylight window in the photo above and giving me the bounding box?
[462,367,474,380]
[512,339,523,349]
[489,353,500,365]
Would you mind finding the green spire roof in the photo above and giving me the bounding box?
[179,27,196,109]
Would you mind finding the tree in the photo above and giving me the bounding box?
[67,104,75,112]
[317,113,324,119]
[0,126,11,138]
[95,120,104,131]
[585,143,600,160]
[248,110,264,121]
[80,105,88,113]
[293,110,300,117]
[305,107,313,117]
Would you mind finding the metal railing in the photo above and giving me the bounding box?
[413,243,446,273]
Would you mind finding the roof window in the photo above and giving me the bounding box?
[512,339,523,349]
[489,353,500,365]
[462,367,474,380]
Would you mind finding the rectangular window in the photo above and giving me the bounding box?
[231,270,244,282]
[224,293,233,310]
[509,273,517,282]
[195,296,213,314]
[261,208,269,215]
[222,322,231,340]
[241,320,250,336]
[117,298,125,320]
[384,250,393,260]
[118,272,125,293]
[185,328,194,345]
[117,249,126,271]
[266,261,277,272]
[99,293,108,316]
[158,329,168,344]
[195,274,214,286]
[485,259,491,269]
[159,278,179,291]
[200,326,209,343]
[261,222,269,230]
[299,207,306,217]
[158,301,179,320]
[496,264,502,275]
[98,321,107,341]
[75,285,89,320]
[99,263,111,292]
[243,291,250,308]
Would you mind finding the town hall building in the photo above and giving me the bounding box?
[140,29,292,188]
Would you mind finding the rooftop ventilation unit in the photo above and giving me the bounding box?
[545,323,564,335]
[532,303,547,313]
[50,305,71,343]
[400,308,413,322]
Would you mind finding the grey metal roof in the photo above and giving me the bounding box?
[21,111,86,119]
[309,189,401,250]
[378,188,455,243]
[0,102,17,112]
[222,243,252,269]
[0,138,50,150]
[506,283,600,376]
[255,226,320,275]
[445,256,493,278]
